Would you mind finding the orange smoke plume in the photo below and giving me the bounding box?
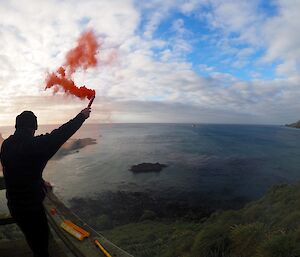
[45,31,98,100]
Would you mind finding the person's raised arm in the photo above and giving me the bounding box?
[34,107,91,160]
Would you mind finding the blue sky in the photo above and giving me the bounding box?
[0,0,300,125]
[141,2,279,81]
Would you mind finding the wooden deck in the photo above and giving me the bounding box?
[44,189,133,257]
[44,190,106,257]
[0,179,133,257]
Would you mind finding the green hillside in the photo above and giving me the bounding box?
[103,183,300,257]
[2,175,300,256]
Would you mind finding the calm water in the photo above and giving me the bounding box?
[2,123,300,210]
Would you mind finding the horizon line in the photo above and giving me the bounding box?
[0,121,288,128]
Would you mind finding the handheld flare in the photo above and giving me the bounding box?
[87,95,95,108]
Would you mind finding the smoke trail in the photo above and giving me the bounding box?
[45,31,98,100]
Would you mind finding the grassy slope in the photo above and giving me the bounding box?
[104,220,202,257]
[103,183,300,257]
[2,176,300,256]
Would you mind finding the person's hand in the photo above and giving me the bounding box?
[81,107,91,119]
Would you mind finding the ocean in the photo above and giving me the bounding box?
[1,123,300,217]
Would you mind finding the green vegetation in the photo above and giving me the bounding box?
[103,183,300,257]
[2,176,300,256]
[104,221,201,257]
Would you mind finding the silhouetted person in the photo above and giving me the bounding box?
[0,108,91,257]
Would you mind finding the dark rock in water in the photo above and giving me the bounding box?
[130,162,167,173]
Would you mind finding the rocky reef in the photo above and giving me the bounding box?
[130,162,167,173]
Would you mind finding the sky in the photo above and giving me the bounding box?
[0,0,300,125]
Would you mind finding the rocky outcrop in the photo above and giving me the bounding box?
[286,120,300,128]
[130,162,167,173]
[53,138,97,159]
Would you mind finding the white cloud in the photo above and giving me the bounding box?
[199,64,215,73]
[0,0,300,126]
[196,0,300,76]
[261,0,300,75]
[172,19,185,34]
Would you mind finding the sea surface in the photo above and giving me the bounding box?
[1,123,300,213]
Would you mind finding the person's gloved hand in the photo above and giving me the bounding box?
[81,107,91,119]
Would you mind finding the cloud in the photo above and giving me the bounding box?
[0,0,300,126]
[195,0,300,76]
[111,99,261,124]
[262,0,300,75]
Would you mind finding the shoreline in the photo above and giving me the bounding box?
[68,188,251,231]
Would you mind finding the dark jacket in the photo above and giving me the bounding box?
[0,113,86,212]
